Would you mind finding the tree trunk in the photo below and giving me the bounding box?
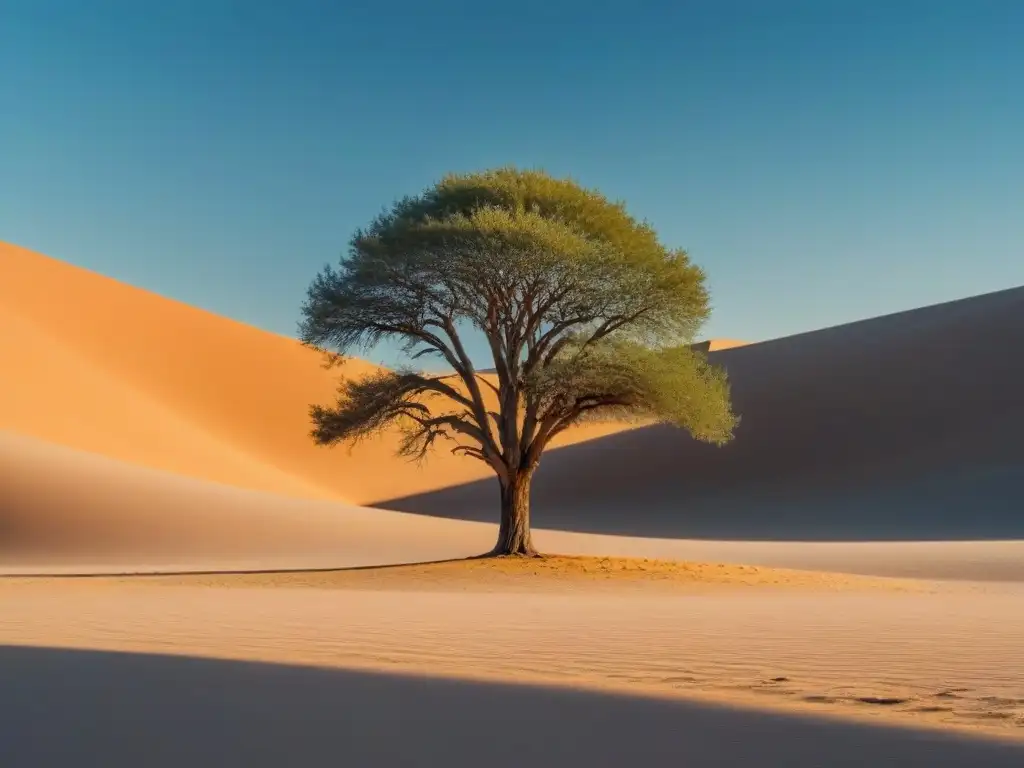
[490,468,539,556]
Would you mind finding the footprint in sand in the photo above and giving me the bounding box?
[979,696,1024,708]
[856,696,911,706]
[934,689,971,699]
[959,711,1015,721]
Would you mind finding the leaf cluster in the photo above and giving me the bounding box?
[301,167,737,478]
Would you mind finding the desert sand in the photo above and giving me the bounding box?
[0,241,625,503]
[690,337,751,353]
[2,240,1023,765]
[385,282,1024,542]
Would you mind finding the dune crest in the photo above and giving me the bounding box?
[690,338,750,352]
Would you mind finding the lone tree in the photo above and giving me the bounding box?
[300,168,738,556]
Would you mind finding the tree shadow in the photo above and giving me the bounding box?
[1,644,1021,767]
[377,449,1024,541]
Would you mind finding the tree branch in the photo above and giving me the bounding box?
[408,412,508,479]
[524,394,630,466]
[436,316,503,459]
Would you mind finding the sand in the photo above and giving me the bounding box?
[5,429,1024,581]
[5,647,1023,768]
[2,574,1023,748]
[3,240,1024,765]
[4,554,934,595]
[0,241,625,503]
[690,337,751,352]
[383,283,1024,542]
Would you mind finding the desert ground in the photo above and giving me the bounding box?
[2,239,1023,766]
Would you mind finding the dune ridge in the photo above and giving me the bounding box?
[382,283,1024,541]
[0,241,623,503]
[7,240,1020,545]
[690,338,750,352]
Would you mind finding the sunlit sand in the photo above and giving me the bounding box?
[2,241,1023,765]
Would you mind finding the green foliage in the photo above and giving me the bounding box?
[310,369,494,463]
[301,166,737,479]
[528,340,738,446]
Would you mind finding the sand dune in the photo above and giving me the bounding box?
[0,241,622,504]
[4,429,1023,580]
[4,240,1024,578]
[4,241,1024,758]
[383,284,1024,541]
[0,429,494,570]
[7,240,1020,549]
[690,337,750,352]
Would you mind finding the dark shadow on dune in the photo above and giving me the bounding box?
[379,286,1024,541]
[1,645,1021,767]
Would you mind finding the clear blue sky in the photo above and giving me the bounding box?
[3,0,1022,367]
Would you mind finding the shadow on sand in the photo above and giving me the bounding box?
[1,645,1021,767]
[380,286,1024,542]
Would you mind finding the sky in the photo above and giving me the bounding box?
[3,0,1022,368]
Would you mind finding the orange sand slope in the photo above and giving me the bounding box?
[0,241,623,503]
[0,429,492,571]
[690,338,750,353]
[385,285,1024,541]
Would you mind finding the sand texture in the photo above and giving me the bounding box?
[2,578,1024,748]
[3,240,1024,765]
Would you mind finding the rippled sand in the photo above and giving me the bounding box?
[3,561,1022,743]
[4,242,1024,765]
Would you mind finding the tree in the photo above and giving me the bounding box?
[299,167,738,557]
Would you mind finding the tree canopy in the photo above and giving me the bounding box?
[300,167,738,555]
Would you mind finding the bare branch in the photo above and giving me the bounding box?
[437,315,503,459]
[451,444,489,463]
